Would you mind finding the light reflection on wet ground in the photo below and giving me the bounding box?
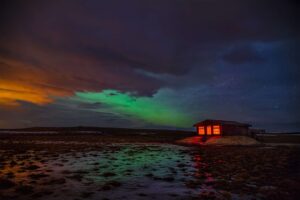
[0,144,205,200]
[0,143,299,200]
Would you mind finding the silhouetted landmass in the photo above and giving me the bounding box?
[0,126,299,144]
[0,126,194,134]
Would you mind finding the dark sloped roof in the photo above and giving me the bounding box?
[193,119,251,127]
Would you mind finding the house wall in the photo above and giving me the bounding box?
[221,125,249,136]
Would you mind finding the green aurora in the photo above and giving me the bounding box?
[74,89,193,127]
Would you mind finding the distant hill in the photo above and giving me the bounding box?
[0,126,195,135]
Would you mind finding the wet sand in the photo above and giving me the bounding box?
[0,134,299,200]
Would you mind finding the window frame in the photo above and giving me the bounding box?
[206,126,212,135]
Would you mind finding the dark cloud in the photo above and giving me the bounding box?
[223,45,265,64]
[77,102,105,109]
[0,0,299,131]
[0,101,141,129]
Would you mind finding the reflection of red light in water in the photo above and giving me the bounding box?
[192,153,216,184]
[193,154,201,162]
[193,154,201,168]
[193,154,202,178]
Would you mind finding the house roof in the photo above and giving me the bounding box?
[193,119,251,127]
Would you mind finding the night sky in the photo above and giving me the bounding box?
[0,0,299,131]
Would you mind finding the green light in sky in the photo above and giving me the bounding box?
[74,89,193,127]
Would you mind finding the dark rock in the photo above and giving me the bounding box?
[0,179,16,190]
[138,193,147,196]
[15,185,34,194]
[26,165,40,170]
[80,191,94,198]
[100,180,122,191]
[67,174,83,181]
[102,172,116,177]
[162,177,175,182]
[29,173,49,179]
[10,161,17,167]
[47,178,66,185]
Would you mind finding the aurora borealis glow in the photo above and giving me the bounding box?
[74,90,193,127]
[0,0,299,131]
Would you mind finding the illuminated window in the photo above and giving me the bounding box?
[213,125,221,135]
[206,126,212,135]
[198,126,205,135]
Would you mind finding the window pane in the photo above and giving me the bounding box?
[213,125,221,135]
[198,126,205,135]
[206,126,212,135]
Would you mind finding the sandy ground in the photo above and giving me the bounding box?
[177,136,261,146]
[0,134,299,200]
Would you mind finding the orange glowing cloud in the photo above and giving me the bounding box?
[0,56,72,106]
[0,80,71,106]
[0,82,51,106]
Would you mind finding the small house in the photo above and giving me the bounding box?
[193,119,251,136]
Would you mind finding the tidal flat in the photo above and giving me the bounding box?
[0,134,299,200]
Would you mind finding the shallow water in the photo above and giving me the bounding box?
[1,142,297,200]
[0,144,210,200]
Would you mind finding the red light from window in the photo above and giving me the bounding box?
[213,125,221,135]
[198,126,205,135]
